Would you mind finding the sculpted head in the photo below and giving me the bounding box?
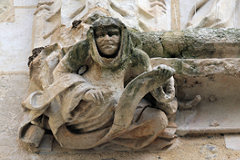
[92,18,123,58]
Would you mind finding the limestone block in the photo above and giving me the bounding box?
[151,58,240,76]
[137,28,240,58]
[0,0,14,22]
[14,0,38,6]
[0,8,35,72]
[225,134,240,151]
[0,74,28,159]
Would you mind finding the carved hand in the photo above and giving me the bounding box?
[83,89,104,105]
[151,65,175,103]
[154,64,175,78]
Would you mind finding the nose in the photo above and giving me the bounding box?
[103,34,112,42]
[104,34,110,39]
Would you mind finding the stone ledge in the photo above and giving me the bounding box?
[0,70,28,75]
[151,58,240,136]
[151,58,240,76]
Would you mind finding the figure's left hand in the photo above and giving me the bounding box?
[83,89,104,105]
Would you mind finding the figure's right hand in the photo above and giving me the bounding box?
[83,89,104,105]
[154,64,175,78]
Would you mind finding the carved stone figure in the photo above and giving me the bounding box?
[19,17,177,151]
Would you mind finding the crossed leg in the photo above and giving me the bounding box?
[110,107,168,150]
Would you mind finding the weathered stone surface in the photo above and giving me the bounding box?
[21,125,45,148]
[151,58,240,76]
[199,144,218,160]
[38,134,54,153]
[0,75,239,160]
[151,58,240,135]
[0,74,28,159]
[224,134,240,151]
[0,8,35,72]
[14,0,38,6]
[0,0,14,22]
[61,0,171,31]
[32,0,61,48]
[138,28,240,58]
[21,17,177,151]
[0,0,240,159]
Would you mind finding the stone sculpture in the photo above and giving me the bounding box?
[19,17,178,151]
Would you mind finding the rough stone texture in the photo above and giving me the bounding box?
[0,76,238,160]
[61,0,171,31]
[32,0,61,48]
[151,58,240,135]
[224,134,240,151]
[0,0,240,158]
[0,74,28,159]
[38,134,54,153]
[21,17,177,151]
[151,58,240,76]
[0,0,14,22]
[138,28,240,58]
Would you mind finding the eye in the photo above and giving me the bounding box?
[108,32,113,37]
[95,33,103,38]
[95,30,105,38]
[108,31,119,37]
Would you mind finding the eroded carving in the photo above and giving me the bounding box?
[33,0,61,48]
[186,0,240,28]
[20,17,178,151]
[0,0,14,22]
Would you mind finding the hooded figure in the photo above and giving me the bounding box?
[20,17,175,151]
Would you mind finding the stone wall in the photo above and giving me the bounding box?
[0,0,36,159]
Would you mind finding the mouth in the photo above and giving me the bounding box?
[102,45,114,49]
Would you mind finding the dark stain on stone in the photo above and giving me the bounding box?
[28,47,45,67]
[72,20,82,29]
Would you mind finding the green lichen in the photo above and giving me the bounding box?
[134,28,240,59]
[135,32,165,58]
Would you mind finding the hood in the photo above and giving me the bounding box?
[87,17,131,69]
